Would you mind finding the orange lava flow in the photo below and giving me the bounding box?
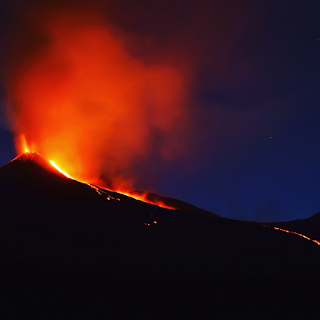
[273,226,320,246]
[49,160,74,180]
[47,158,175,209]
[113,189,175,210]
[18,136,175,210]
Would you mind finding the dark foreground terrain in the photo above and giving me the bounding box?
[0,153,319,319]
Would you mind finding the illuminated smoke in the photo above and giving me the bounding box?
[3,5,192,189]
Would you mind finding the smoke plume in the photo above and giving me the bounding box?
[3,2,192,188]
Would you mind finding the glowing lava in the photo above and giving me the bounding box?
[5,10,191,196]
[20,135,30,153]
[273,226,320,246]
[47,157,174,208]
[113,189,175,210]
[18,135,175,209]
[49,160,74,180]
[4,8,193,213]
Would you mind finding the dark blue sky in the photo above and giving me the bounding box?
[1,0,320,222]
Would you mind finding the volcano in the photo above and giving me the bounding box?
[0,153,319,319]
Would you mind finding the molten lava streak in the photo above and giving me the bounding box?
[113,190,175,210]
[47,158,174,209]
[261,223,320,246]
[49,160,74,180]
[273,227,320,246]
[18,136,175,209]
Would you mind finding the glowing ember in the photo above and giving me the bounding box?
[49,160,74,180]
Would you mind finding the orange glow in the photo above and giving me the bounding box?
[18,148,176,209]
[49,160,74,180]
[47,157,175,209]
[23,138,30,153]
[5,9,191,204]
[113,189,175,210]
[17,134,31,153]
[273,226,320,246]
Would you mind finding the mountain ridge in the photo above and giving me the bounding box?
[0,153,319,318]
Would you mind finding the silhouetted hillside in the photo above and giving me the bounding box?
[0,153,319,319]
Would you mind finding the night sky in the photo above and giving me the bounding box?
[0,0,320,222]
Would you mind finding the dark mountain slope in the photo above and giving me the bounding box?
[99,174,221,217]
[0,153,319,319]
